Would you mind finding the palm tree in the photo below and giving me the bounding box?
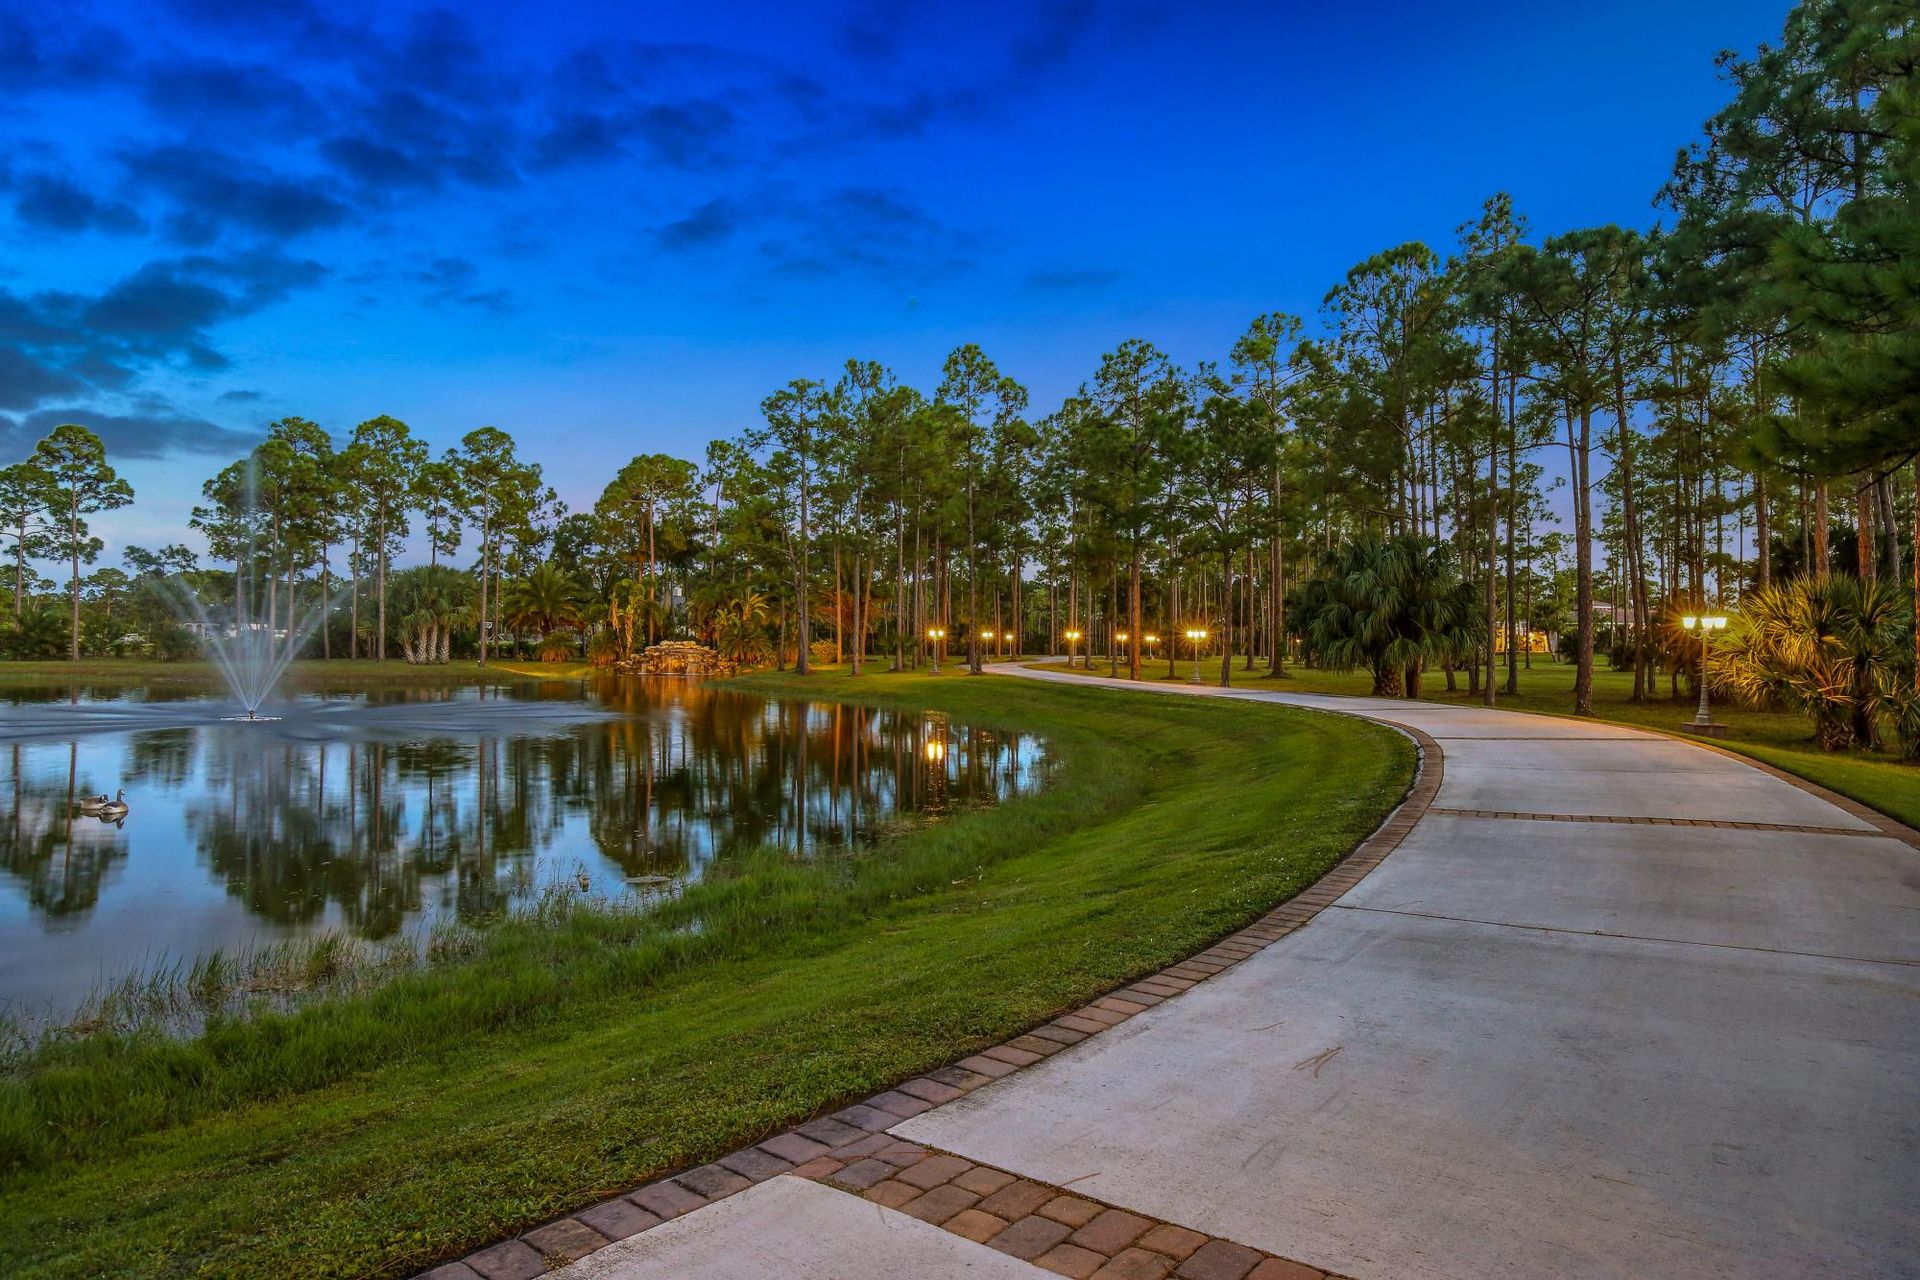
[712,591,773,667]
[502,562,589,661]
[1289,536,1483,698]
[387,565,473,664]
[1715,576,1908,751]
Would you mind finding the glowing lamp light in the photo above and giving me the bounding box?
[1183,627,1209,683]
[924,738,947,763]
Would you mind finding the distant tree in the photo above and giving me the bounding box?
[1504,227,1645,716]
[30,425,133,660]
[937,344,1028,674]
[1230,311,1305,676]
[123,544,197,579]
[1179,383,1277,687]
[594,453,697,645]
[345,415,425,661]
[1084,339,1182,681]
[454,427,542,667]
[0,463,56,623]
[413,457,466,568]
[752,380,830,674]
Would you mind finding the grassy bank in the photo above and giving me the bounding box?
[1034,655,1920,828]
[0,669,1408,1278]
[0,657,596,690]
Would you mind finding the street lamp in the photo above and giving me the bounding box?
[1064,628,1082,668]
[927,626,946,675]
[978,630,995,664]
[1113,631,1128,677]
[1680,614,1728,736]
[1184,627,1208,684]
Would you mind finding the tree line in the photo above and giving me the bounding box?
[0,0,1913,745]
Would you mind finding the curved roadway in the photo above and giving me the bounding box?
[566,665,1920,1280]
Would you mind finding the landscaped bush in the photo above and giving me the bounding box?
[1713,575,1913,751]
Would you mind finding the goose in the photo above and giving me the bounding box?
[97,789,129,820]
[77,793,111,813]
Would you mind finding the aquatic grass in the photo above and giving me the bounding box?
[0,672,1410,1278]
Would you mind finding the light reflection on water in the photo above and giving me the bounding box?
[0,677,1049,1018]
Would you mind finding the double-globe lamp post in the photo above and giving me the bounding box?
[927,626,945,675]
[1064,628,1082,669]
[1680,613,1728,736]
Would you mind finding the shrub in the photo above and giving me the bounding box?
[1714,575,1909,751]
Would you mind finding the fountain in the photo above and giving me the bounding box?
[169,463,335,720]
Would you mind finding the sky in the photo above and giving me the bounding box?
[0,0,1790,563]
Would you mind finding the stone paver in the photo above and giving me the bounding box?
[465,1240,547,1280]
[571,1199,661,1242]
[991,1214,1075,1260]
[522,1220,610,1263]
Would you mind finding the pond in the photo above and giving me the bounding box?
[0,676,1050,1022]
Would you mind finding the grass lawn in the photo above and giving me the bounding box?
[0,668,1409,1279]
[0,657,596,689]
[1032,654,1920,829]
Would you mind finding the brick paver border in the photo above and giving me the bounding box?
[414,725,1442,1279]
[794,1136,1348,1279]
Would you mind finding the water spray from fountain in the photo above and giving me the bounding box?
[170,458,338,721]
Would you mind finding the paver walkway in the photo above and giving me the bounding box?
[523,667,1920,1280]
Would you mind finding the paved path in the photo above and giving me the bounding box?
[551,668,1919,1280]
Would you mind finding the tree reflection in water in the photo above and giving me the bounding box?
[0,678,1048,1013]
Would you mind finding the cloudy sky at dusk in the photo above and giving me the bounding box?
[2,0,1783,560]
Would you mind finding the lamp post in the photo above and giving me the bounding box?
[1113,631,1128,677]
[927,626,945,675]
[1064,628,1082,669]
[978,630,994,665]
[1680,614,1728,736]
[1184,627,1208,684]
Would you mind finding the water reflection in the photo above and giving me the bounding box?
[0,678,1049,1017]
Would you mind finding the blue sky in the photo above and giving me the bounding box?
[1,0,1786,559]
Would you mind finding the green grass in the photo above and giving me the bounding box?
[0,657,595,689]
[0,668,1409,1278]
[1034,654,1920,829]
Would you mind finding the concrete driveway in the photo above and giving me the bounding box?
[556,668,1920,1280]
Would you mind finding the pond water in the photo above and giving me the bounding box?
[0,677,1049,1021]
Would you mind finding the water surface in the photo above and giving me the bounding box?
[0,676,1048,1020]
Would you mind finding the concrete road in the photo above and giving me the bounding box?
[570,668,1920,1279]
